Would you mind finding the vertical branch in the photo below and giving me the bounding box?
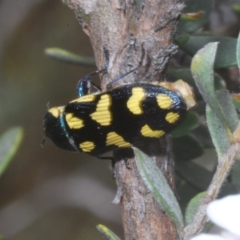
[65,1,184,239]
[184,142,240,239]
[113,137,181,240]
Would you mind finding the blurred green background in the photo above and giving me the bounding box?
[0,1,122,239]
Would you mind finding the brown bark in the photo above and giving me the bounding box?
[113,137,180,240]
[65,1,184,239]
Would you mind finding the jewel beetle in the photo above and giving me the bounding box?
[43,48,195,156]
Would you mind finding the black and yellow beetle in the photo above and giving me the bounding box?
[43,48,195,156]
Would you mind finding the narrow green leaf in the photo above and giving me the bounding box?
[231,160,240,191]
[0,235,5,240]
[233,94,240,111]
[213,73,226,90]
[191,42,229,130]
[237,32,240,70]
[206,105,230,158]
[181,11,205,21]
[173,135,204,161]
[185,192,206,226]
[174,32,190,45]
[175,161,213,191]
[216,90,239,132]
[96,224,121,240]
[134,148,184,229]
[192,124,214,148]
[178,0,213,33]
[232,4,240,13]
[0,127,23,176]
[178,35,237,68]
[171,112,198,138]
[45,48,96,66]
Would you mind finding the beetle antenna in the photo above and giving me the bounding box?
[46,102,50,110]
[109,46,145,85]
[41,136,46,148]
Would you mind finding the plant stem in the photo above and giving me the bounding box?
[184,142,240,240]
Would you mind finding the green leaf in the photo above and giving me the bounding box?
[171,112,198,138]
[45,48,96,66]
[178,0,213,33]
[0,235,5,240]
[177,35,237,68]
[0,127,23,176]
[173,135,204,161]
[175,161,213,191]
[237,32,240,70]
[206,105,230,158]
[216,90,239,132]
[134,148,184,229]
[174,32,190,45]
[233,5,240,13]
[191,124,213,148]
[185,192,206,226]
[232,93,240,111]
[96,224,121,240]
[191,42,229,130]
[213,73,226,90]
[231,160,240,191]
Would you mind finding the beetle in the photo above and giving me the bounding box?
[43,49,195,156]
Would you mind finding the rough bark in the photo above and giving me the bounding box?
[65,1,184,239]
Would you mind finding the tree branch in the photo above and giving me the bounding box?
[65,1,184,239]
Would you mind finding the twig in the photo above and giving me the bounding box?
[184,142,240,240]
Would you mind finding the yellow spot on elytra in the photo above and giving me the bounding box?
[156,94,173,109]
[90,94,112,126]
[127,87,145,114]
[165,112,180,124]
[70,94,96,103]
[65,113,84,129]
[79,141,95,152]
[48,107,64,118]
[106,132,131,147]
[141,125,165,138]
